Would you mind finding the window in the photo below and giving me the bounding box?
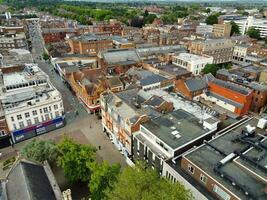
[0,130,5,136]
[54,104,58,110]
[34,117,39,124]
[200,174,207,184]
[40,109,43,114]
[13,124,17,130]
[43,107,48,113]
[26,119,32,126]
[55,111,60,117]
[17,114,22,120]
[11,116,14,122]
[188,164,194,174]
[32,110,37,116]
[19,121,24,129]
[25,112,30,118]
[49,106,51,111]
[213,185,231,200]
[45,114,49,121]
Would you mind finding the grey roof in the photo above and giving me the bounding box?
[70,33,110,42]
[185,78,207,92]
[102,49,140,66]
[140,74,167,86]
[248,82,267,91]
[157,64,191,76]
[126,68,154,79]
[185,118,267,200]
[208,91,243,108]
[6,160,57,200]
[144,95,165,107]
[204,73,251,95]
[142,109,208,149]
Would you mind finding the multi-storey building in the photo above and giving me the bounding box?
[173,53,213,75]
[0,64,65,143]
[133,109,219,174]
[68,33,113,56]
[42,28,77,44]
[196,23,213,35]
[0,32,27,52]
[188,39,234,64]
[177,117,267,200]
[201,74,252,117]
[224,16,267,38]
[100,89,173,157]
[232,44,250,64]
[212,23,232,38]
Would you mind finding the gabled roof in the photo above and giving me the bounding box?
[185,78,207,92]
[5,160,57,200]
[140,74,167,86]
[101,49,140,66]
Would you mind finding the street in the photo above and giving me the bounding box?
[0,20,127,179]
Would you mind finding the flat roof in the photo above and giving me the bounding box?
[184,118,267,200]
[174,53,211,62]
[142,109,208,150]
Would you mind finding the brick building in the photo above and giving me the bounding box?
[68,34,113,56]
[178,117,267,200]
[212,23,232,38]
[175,78,207,100]
[188,39,234,64]
[201,74,252,116]
[42,28,77,44]
[248,82,267,113]
[100,89,173,156]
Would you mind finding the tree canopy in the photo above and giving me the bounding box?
[104,163,192,200]
[20,139,59,163]
[202,64,220,76]
[230,21,240,36]
[246,27,261,39]
[205,13,219,25]
[88,161,121,200]
[57,137,96,183]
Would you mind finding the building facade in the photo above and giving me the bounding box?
[188,39,234,64]
[173,53,213,75]
[0,64,65,143]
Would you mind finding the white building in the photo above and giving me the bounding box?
[172,53,213,75]
[0,64,65,143]
[232,44,250,64]
[196,23,213,35]
[225,16,267,38]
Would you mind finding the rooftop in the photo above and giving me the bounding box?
[174,53,211,62]
[142,109,209,150]
[101,49,140,66]
[184,117,267,200]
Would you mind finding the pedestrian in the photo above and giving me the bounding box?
[98,145,101,150]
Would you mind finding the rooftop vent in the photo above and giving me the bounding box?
[115,100,122,107]
[245,124,256,134]
[257,118,267,129]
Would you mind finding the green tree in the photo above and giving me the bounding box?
[144,14,157,24]
[246,27,261,39]
[202,64,219,76]
[205,8,211,14]
[265,37,267,45]
[230,21,240,36]
[105,163,192,200]
[42,52,50,60]
[88,161,120,200]
[205,13,219,25]
[20,139,59,163]
[57,138,96,183]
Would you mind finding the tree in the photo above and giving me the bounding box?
[265,37,267,45]
[88,161,121,200]
[42,52,50,60]
[205,8,211,14]
[104,163,192,200]
[144,14,157,24]
[246,27,261,39]
[57,137,96,183]
[20,139,59,163]
[205,14,219,25]
[202,64,219,76]
[230,21,240,36]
